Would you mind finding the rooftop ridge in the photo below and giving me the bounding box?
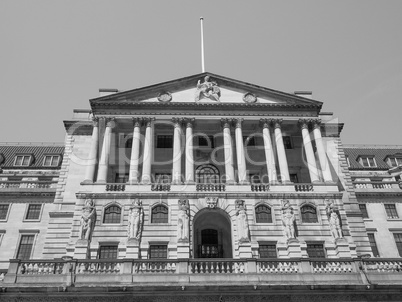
[343,144,402,149]
[0,142,64,146]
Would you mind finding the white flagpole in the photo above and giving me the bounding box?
[200,17,205,72]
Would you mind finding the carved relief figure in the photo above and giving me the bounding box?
[206,197,218,209]
[325,199,343,239]
[177,199,190,242]
[79,198,96,241]
[236,200,250,242]
[195,76,221,102]
[128,199,144,240]
[281,200,296,239]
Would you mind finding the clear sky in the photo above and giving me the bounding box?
[1,0,401,145]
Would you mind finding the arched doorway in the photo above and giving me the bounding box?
[193,209,232,258]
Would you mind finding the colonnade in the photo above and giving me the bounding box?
[83,117,332,184]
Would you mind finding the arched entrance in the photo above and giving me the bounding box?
[193,209,232,258]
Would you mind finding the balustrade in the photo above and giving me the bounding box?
[76,260,121,274]
[294,184,314,192]
[196,184,226,192]
[311,260,354,273]
[257,260,299,273]
[190,259,245,274]
[0,181,57,189]
[251,184,270,192]
[18,261,64,275]
[133,260,177,274]
[362,259,402,273]
[105,184,125,191]
[151,184,171,191]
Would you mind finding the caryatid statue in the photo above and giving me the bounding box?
[79,198,96,241]
[281,200,296,240]
[127,199,144,240]
[195,76,221,102]
[235,200,250,243]
[325,199,343,239]
[177,199,190,242]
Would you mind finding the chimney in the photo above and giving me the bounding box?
[99,88,119,97]
[294,91,312,99]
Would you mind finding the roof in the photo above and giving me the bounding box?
[0,143,65,169]
[343,145,402,170]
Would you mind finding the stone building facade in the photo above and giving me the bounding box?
[0,73,401,301]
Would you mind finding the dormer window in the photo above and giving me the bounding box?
[358,156,376,168]
[14,155,32,167]
[387,157,402,168]
[43,155,60,167]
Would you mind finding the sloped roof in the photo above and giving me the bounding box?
[344,145,402,170]
[0,143,64,169]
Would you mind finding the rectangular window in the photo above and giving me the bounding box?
[25,204,42,220]
[393,233,402,257]
[156,135,173,148]
[14,155,31,167]
[359,157,376,167]
[198,135,214,148]
[155,173,172,184]
[368,233,379,257]
[259,244,277,258]
[388,157,402,167]
[384,204,399,219]
[283,136,293,149]
[98,245,118,259]
[16,235,35,259]
[306,243,325,258]
[149,245,168,259]
[359,204,369,219]
[43,155,60,167]
[0,204,9,220]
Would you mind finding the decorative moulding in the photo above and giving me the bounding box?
[243,92,258,104]
[157,92,172,103]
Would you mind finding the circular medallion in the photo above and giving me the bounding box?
[157,92,172,103]
[243,92,257,103]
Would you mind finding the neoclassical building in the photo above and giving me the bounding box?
[1,73,402,301]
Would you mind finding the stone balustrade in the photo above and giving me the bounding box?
[353,181,400,190]
[251,184,270,192]
[0,181,57,189]
[196,184,226,192]
[105,184,126,191]
[294,184,314,192]
[150,183,171,192]
[3,258,402,287]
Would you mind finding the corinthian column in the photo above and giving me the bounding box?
[97,118,115,183]
[141,118,154,184]
[272,119,290,183]
[260,119,278,184]
[312,120,333,182]
[128,117,142,184]
[221,118,235,184]
[184,118,195,184]
[172,118,183,184]
[83,118,99,183]
[233,118,248,184]
[299,119,320,183]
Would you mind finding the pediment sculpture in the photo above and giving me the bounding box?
[195,76,221,102]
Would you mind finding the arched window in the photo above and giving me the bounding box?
[301,205,318,223]
[151,205,168,223]
[255,205,272,223]
[103,205,121,224]
[196,164,220,184]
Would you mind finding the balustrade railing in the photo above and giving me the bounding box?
[353,181,399,189]
[257,260,299,273]
[196,183,226,192]
[133,260,177,273]
[294,184,314,192]
[151,184,171,191]
[76,260,122,274]
[362,259,402,273]
[251,184,270,192]
[0,181,57,189]
[190,259,245,274]
[105,184,126,191]
[311,259,354,273]
[18,260,64,275]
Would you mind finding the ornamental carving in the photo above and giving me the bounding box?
[79,198,96,242]
[243,92,257,103]
[325,199,343,239]
[235,200,250,243]
[281,200,297,240]
[177,199,190,242]
[157,91,172,103]
[205,197,218,209]
[195,76,221,102]
[127,199,144,240]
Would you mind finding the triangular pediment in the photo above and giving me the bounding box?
[90,72,322,108]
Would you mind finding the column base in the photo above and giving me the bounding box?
[81,179,94,184]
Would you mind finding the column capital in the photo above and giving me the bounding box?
[92,117,99,127]
[259,118,271,129]
[142,117,155,127]
[312,119,322,129]
[106,118,116,128]
[271,119,283,129]
[132,117,142,128]
[172,117,184,127]
[221,118,232,129]
[232,118,244,129]
[298,118,310,130]
[183,118,195,128]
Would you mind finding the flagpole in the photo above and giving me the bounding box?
[200,17,205,72]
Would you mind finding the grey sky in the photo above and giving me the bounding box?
[1,0,401,145]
